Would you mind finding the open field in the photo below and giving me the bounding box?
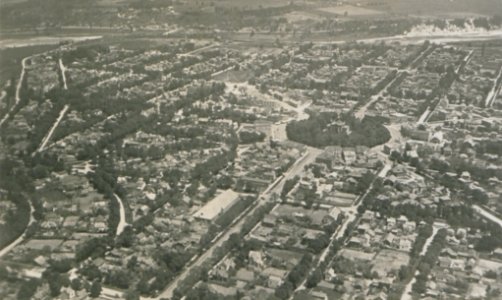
[369,0,502,17]
[207,0,292,9]
[280,11,321,23]
[0,35,102,49]
[317,5,385,17]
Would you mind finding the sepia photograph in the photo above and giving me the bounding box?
[0,0,502,299]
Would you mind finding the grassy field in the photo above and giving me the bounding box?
[209,0,292,9]
[367,0,502,17]
[317,5,385,17]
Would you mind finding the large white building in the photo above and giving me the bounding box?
[193,189,240,221]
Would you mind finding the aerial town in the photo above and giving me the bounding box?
[0,0,502,300]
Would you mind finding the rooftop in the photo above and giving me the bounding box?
[193,189,240,221]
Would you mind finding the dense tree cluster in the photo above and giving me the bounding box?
[287,112,390,148]
[192,150,236,182]
[280,176,299,200]
[412,229,447,294]
[76,237,109,262]
[0,159,34,248]
[16,279,40,300]
[61,45,110,65]
[238,130,266,144]
[274,254,313,299]
[475,233,502,253]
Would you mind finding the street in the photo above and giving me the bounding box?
[0,56,30,127]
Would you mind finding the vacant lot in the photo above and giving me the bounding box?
[371,249,410,276]
[24,239,63,251]
[339,248,376,261]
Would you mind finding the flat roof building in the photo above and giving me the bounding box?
[193,189,240,221]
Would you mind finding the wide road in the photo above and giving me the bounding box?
[35,104,70,153]
[401,222,447,300]
[59,58,68,90]
[147,148,321,300]
[0,56,30,127]
[35,59,70,153]
[485,66,502,107]
[354,70,403,120]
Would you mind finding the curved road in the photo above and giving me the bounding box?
[0,200,35,259]
[114,193,128,236]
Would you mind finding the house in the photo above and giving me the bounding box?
[343,148,357,165]
[348,236,365,248]
[492,248,502,260]
[210,261,234,281]
[399,239,412,252]
[441,248,458,258]
[309,291,329,300]
[383,233,396,247]
[430,131,444,144]
[249,251,265,268]
[387,217,396,228]
[361,210,376,223]
[324,268,336,282]
[438,256,452,268]
[367,292,388,300]
[262,215,277,227]
[403,221,416,233]
[357,223,371,234]
[238,176,270,193]
[397,215,408,226]
[263,267,287,288]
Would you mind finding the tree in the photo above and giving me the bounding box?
[475,235,502,252]
[398,265,411,281]
[412,276,427,294]
[127,256,138,270]
[281,176,299,199]
[71,278,82,291]
[275,281,293,300]
[48,258,73,273]
[308,234,329,253]
[31,164,49,179]
[471,189,488,205]
[48,274,62,297]
[306,269,323,288]
[125,290,141,300]
[90,280,102,298]
[116,226,134,248]
[17,279,40,300]
[106,269,130,289]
